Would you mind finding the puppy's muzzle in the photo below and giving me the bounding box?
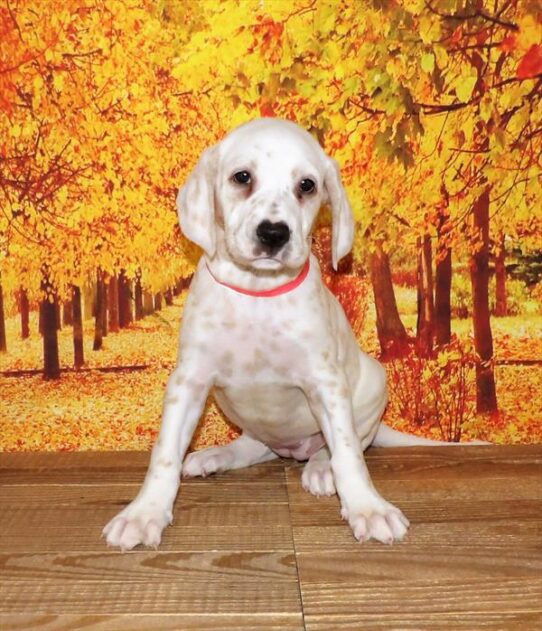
[256,220,290,254]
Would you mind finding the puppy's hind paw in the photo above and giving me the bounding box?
[301,458,336,497]
[182,446,233,478]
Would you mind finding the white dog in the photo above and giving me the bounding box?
[103,118,445,551]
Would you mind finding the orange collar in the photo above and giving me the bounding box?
[206,259,310,297]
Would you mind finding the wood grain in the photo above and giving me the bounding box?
[300,578,542,622]
[1,580,301,615]
[0,479,288,506]
[1,445,541,630]
[0,614,304,631]
[304,611,542,630]
[0,452,285,485]
[0,551,298,584]
[292,519,542,550]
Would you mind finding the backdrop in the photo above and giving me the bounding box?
[1,0,541,451]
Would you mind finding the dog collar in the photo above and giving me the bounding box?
[206,259,310,297]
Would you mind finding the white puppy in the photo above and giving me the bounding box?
[103,118,442,551]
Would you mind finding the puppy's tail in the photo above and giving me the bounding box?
[371,422,490,447]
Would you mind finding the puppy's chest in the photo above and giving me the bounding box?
[197,300,321,387]
[212,323,303,387]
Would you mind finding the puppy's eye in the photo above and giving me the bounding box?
[299,178,316,194]
[233,171,251,185]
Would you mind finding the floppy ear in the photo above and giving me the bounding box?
[323,158,355,270]
[177,146,218,257]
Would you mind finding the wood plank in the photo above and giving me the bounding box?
[1,445,538,470]
[1,580,301,615]
[365,443,542,463]
[0,451,151,471]
[286,466,541,503]
[0,480,288,507]
[0,551,297,584]
[296,546,542,583]
[0,613,304,631]
[299,578,542,617]
[292,519,542,550]
[0,503,289,530]
[345,445,541,480]
[305,611,542,630]
[286,445,542,485]
[3,445,538,484]
[0,452,285,485]
[0,505,293,553]
[289,497,541,526]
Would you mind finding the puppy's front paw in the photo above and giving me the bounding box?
[102,502,173,551]
[341,500,410,545]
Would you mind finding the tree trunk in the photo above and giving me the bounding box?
[72,285,84,369]
[135,275,144,320]
[118,270,132,328]
[41,273,60,380]
[20,288,30,339]
[101,280,108,337]
[165,288,173,306]
[83,283,94,321]
[435,212,452,346]
[494,232,507,317]
[178,276,193,291]
[469,187,498,413]
[55,301,62,331]
[0,277,6,352]
[416,234,434,357]
[108,274,120,332]
[154,292,162,311]
[93,271,104,351]
[63,298,73,326]
[143,291,154,316]
[369,240,410,358]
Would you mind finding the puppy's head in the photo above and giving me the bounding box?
[178,118,354,271]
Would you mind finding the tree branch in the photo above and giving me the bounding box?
[424,1,519,31]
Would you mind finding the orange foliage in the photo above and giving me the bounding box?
[1,0,541,450]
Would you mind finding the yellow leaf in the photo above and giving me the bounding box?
[434,45,448,68]
[324,41,341,63]
[33,74,44,93]
[53,74,64,91]
[517,15,542,53]
[421,53,435,73]
[419,15,440,44]
[456,75,476,102]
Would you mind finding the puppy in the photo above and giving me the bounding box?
[103,118,443,551]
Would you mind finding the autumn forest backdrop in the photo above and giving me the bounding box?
[1,0,541,450]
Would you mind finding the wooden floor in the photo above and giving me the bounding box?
[0,446,541,630]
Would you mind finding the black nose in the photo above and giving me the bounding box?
[256,220,290,251]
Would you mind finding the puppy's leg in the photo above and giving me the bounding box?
[103,365,210,551]
[305,370,409,544]
[301,447,336,497]
[183,433,278,478]
[302,395,387,498]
